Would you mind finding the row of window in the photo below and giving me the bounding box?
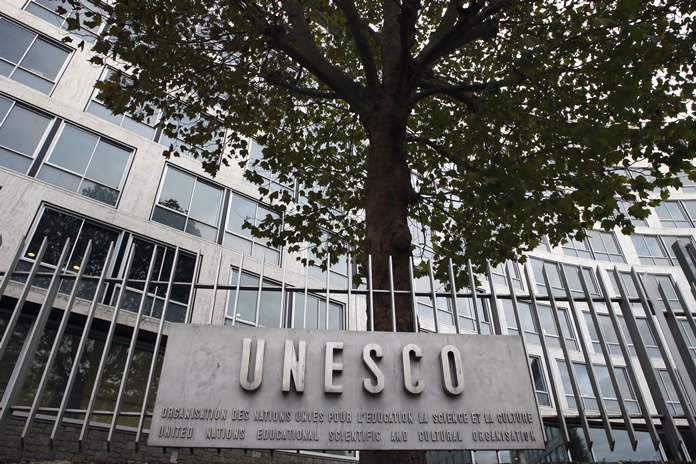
[0,94,133,205]
[19,206,346,328]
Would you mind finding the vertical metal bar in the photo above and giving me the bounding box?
[107,245,160,448]
[184,251,202,324]
[613,270,683,457]
[231,254,245,326]
[50,242,116,445]
[542,266,593,451]
[559,265,615,450]
[388,256,396,332]
[279,257,287,328]
[367,255,374,332]
[0,234,27,297]
[485,261,502,335]
[663,281,696,402]
[522,263,569,445]
[325,252,331,330]
[506,264,547,445]
[597,269,661,450]
[302,263,309,330]
[21,241,93,444]
[467,261,482,334]
[0,237,49,361]
[579,269,636,449]
[0,238,71,431]
[427,258,440,333]
[448,259,462,334]
[135,248,180,447]
[408,258,419,333]
[79,247,136,446]
[346,254,352,331]
[208,251,224,325]
[254,255,266,326]
[655,283,696,445]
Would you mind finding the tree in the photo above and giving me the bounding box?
[64,1,694,462]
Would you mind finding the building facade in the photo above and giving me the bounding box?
[1,1,696,463]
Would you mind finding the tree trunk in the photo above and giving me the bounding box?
[359,97,426,464]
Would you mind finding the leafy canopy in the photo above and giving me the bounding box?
[69,0,695,280]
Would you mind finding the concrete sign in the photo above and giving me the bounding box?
[148,325,544,450]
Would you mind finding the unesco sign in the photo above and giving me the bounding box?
[148,325,544,450]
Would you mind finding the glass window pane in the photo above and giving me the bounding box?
[37,164,81,191]
[26,208,82,266]
[227,195,256,236]
[189,181,222,225]
[0,19,34,64]
[0,96,11,119]
[80,179,118,205]
[47,125,97,174]
[20,38,68,80]
[151,206,186,231]
[158,168,194,213]
[0,104,52,157]
[85,140,131,188]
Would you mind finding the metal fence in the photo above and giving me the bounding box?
[1,235,696,461]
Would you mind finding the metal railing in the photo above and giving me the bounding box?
[1,235,696,460]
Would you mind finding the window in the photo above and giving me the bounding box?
[292,292,343,330]
[539,305,578,350]
[86,68,159,139]
[530,356,551,406]
[15,207,119,299]
[640,274,683,311]
[490,261,523,289]
[37,123,133,205]
[152,166,223,241]
[656,369,693,416]
[0,17,70,94]
[632,235,695,266]
[678,319,696,361]
[584,312,635,356]
[247,139,296,198]
[16,207,196,322]
[226,268,282,328]
[225,192,281,265]
[504,300,540,344]
[586,230,625,263]
[0,95,53,173]
[563,231,625,263]
[530,259,598,299]
[654,201,691,228]
[114,238,196,323]
[306,234,349,288]
[558,361,640,414]
[617,201,648,227]
[152,166,282,264]
[158,112,224,160]
[676,172,696,193]
[24,0,107,44]
[224,268,344,330]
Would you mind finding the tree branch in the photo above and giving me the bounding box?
[414,74,526,101]
[272,0,364,111]
[407,133,481,173]
[334,0,380,88]
[265,72,339,99]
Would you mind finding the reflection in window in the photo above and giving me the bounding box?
[654,201,691,228]
[86,68,159,139]
[558,361,639,414]
[225,193,281,265]
[24,0,107,44]
[16,207,119,299]
[562,231,625,263]
[656,369,693,416]
[0,17,71,93]
[293,293,343,330]
[37,124,133,205]
[530,357,551,406]
[539,306,577,350]
[115,238,196,323]
[152,166,223,241]
[504,300,540,345]
[0,95,53,173]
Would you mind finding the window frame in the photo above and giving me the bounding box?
[0,16,72,95]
